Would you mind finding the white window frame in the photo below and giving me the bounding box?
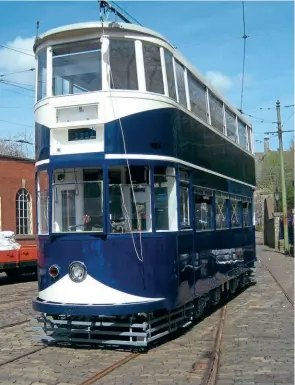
[16,188,33,235]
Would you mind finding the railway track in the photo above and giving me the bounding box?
[0,318,31,331]
[260,260,294,307]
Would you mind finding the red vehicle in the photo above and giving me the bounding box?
[0,232,37,279]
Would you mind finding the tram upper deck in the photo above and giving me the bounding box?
[33,21,254,162]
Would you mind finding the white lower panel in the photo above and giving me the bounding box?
[39,274,164,305]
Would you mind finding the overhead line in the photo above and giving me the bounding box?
[111,1,143,25]
[239,0,249,113]
[0,44,34,57]
[0,68,35,78]
[0,119,32,128]
[0,80,35,92]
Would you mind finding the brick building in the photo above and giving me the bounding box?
[0,155,36,247]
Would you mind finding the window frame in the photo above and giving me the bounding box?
[178,169,191,230]
[16,188,33,235]
[51,167,104,234]
[194,186,214,232]
[215,191,229,230]
[51,39,103,96]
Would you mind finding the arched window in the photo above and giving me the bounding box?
[16,188,33,235]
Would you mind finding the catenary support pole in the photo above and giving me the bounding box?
[276,99,290,254]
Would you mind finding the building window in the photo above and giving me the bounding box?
[142,42,164,94]
[109,39,138,90]
[231,197,242,228]
[52,40,102,95]
[175,59,187,107]
[179,170,190,229]
[109,166,151,233]
[52,168,103,233]
[164,50,176,100]
[194,188,213,231]
[154,167,177,231]
[37,171,49,234]
[16,188,33,235]
[37,49,47,101]
[215,192,229,230]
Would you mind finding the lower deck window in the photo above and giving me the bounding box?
[194,188,213,231]
[52,168,103,233]
[243,200,251,227]
[215,193,229,230]
[231,198,242,228]
[154,167,177,231]
[109,166,151,233]
[37,170,49,234]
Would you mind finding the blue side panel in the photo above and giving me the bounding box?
[35,123,50,161]
[38,234,179,306]
[105,108,256,187]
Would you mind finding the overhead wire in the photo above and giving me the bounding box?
[239,0,248,113]
[0,80,34,92]
[101,19,144,263]
[0,119,32,128]
[0,44,34,57]
[111,1,143,25]
[0,68,35,78]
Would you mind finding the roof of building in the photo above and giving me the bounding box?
[0,154,34,163]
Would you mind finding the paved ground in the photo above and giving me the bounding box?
[0,238,293,385]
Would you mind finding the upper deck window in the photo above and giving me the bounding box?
[225,108,237,143]
[164,50,176,100]
[175,59,187,108]
[187,71,208,122]
[109,39,138,90]
[238,119,247,149]
[208,92,224,133]
[37,49,47,101]
[142,42,164,94]
[52,40,102,96]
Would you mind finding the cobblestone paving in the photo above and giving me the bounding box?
[0,242,293,385]
[216,245,294,385]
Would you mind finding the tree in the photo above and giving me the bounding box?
[0,131,33,159]
[257,143,294,212]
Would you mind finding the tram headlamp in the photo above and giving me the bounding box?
[68,262,87,283]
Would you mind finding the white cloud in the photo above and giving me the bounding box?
[0,36,36,87]
[205,70,233,91]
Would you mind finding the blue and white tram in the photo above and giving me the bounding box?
[32,19,256,347]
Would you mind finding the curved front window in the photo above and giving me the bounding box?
[52,40,102,95]
[37,49,47,101]
[37,170,49,234]
[52,168,103,233]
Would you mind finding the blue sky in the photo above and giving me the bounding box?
[0,1,294,156]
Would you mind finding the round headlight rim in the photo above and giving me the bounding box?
[68,261,87,283]
[48,264,60,278]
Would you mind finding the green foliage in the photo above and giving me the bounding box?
[257,145,294,212]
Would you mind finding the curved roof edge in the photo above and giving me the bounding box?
[33,21,175,52]
[33,21,252,130]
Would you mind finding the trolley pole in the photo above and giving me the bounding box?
[276,99,290,254]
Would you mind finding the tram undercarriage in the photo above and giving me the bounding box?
[32,269,254,349]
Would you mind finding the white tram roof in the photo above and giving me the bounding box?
[33,21,251,128]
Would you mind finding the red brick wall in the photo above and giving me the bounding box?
[0,157,36,246]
